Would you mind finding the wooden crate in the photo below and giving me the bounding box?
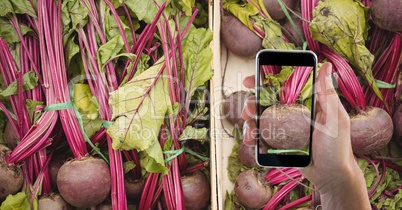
[209,0,256,208]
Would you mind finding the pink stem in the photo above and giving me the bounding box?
[277,195,313,210]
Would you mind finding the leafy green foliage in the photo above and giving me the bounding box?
[0,0,36,17]
[121,0,165,24]
[108,58,170,173]
[0,17,33,44]
[310,0,383,101]
[0,71,38,100]
[73,84,102,138]
[0,192,37,210]
[183,26,213,97]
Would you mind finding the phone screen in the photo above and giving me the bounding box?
[256,50,317,167]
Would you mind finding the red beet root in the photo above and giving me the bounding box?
[221,12,262,58]
[282,12,305,47]
[181,170,211,210]
[0,145,24,202]
[234,169,272,209]
[57,156,111,208]
[38,193,72,210]
[125,176,144,200]
[371,0,402,32]
[350,107,393,154]
[4,121,19,150]
[259,104,311,150]
[49,153,70,192]
[263,0,299,20]
[393,104,402,141]
[238,141,259,168]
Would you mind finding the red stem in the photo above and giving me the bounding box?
[365,33,402,114]
[322,46,367,112]
[277,195,312,210]
[280,66,312,104]
[301,0,322,59]
[263,178,304,210]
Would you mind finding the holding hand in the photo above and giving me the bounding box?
[241,62,371,210]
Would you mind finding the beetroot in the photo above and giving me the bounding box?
[370,0,402,32]
[125,176,144,200]
[49,153,70,191]
[234,169,272,209]
[181,170,211,210]
[222,91,253,129]
[57,156,111,208]
[0,145,24,202]
[264,0,299,20]
[221,12,262,58]
[393,104,402,141]
[4,121,19,150]
[350,107,393,154]
[281,12,305,47]
[38,193,72,210]
[259,104,311,150]
[238,141,259,168]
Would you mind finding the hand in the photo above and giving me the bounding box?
[241,62,371,209]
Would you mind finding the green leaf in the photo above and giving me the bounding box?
[0,71,38,100]
[0,192,32,210]
[107,57,170,173]
[186,88,209,123]
[253,15,295,50]
[104,8,136,45]
[73,84,99,120]
[193,2,209,27]
[178,0,195,16]
[61,0,88,30]
[73,83,102,138]
[10,0,37,17]
[0,0,36,17]
[309,0,383,101]
[260,86,278,107]
[0,1,13,17]
[65,34,80,66]
[179,126,208,141]
[224,190,246,210]
[375,79,396,89]
[376,189,402,210]
[102,53,136,71]
[265,66,293,89]
[0,17,33,44]
[97,35,124,66]
[183,27,213,97]
[26,99,43,124]
[140,143,168,174]
[123,160,136,174]
[82,117,102,139]
[61,0,88,44]
[121,0,165,24]
[227,140,247,182]
[223,1,259,30]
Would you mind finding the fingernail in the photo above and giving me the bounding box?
[325,62,332,77]
[243,124,248,137]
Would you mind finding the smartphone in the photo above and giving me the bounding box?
[255,49,317,167]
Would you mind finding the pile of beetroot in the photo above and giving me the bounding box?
[0,0,212,209]
[222,0,402,209]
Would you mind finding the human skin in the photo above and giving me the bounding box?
[241,62,371,210]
